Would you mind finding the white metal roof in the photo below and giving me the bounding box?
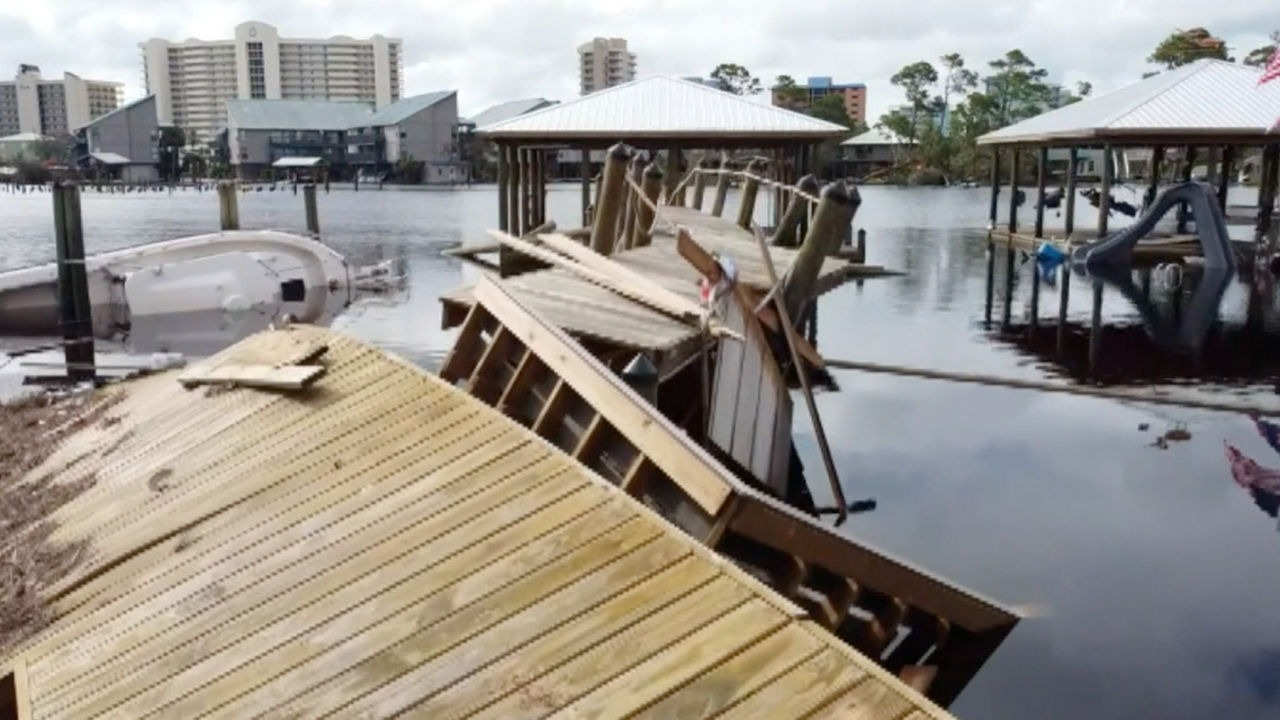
[89,152,132,165]
[979,59,1280,145]
[271,156,325,167]
[0,132,43,143]
[477,76,848,141]
[841,128,905,146]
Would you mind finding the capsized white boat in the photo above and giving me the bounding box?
[0,230,354,354]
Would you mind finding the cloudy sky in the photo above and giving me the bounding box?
[0,0,1274,120]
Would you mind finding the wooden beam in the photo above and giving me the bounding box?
[537,232,707,319]
[177,364,325,391]
[473,276,733,515]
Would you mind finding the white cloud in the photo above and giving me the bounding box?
[0,0,1275,119]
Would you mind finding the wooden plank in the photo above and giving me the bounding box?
[625,627,823,719]
[168,502,653,720]
[730,327,764,469]
[538,600,788,720]
[177,363,325,391]
[709,300,746,453]
[752,347,781,489]
[13,656,32,720]
[538,232,707,320]
[271,534,702,720]
[439,305,487,382]
[729,496,1016,632]
[806,674,916,720]
[463,326,510,394]
[711,649,867,720]
[459,576,754,720]
[68,474,598,720]
[474,276,734,516]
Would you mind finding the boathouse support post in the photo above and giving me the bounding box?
[498,143,511,233]
[52,182,95,381]
[589,143,631,255]
[1034,147,1048,239]
[770,174,820,248]
[631,163,664,249]
[1007,149,1020,234]
[781,181,860,323]
[218,181,240,231]
[1098,144,1113,237]
[505,146,519,233]
[664,146,681,205]
[578,149,590,227]
[1144,146,1165,212]
[621,159,644,252]
[1217,145,1235,212]
[1257,144,1280,249]
[1177,146,1197,234]
[691,156,709,211]
[710,154,731,217]
[1064,147,1078,236]
[303,183,320,238]
[736,159,765,229]
[987,149,1001,230]
[522,148,534,235]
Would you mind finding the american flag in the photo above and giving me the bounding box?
[1224,442,1280,520]
[1261,48,1280,131]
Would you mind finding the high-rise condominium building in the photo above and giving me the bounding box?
[578,38,636,95]
[140,21,403,142]
[0,64,123,137]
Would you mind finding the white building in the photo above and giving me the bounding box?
[577,38,636,95]
[141,21,403,143]
[0,64,123,137]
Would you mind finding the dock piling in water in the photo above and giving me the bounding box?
[303,183,320,238]
[218,181,240,231]
[735,159,764,230]
[631,163,663,249]
[589,143,632,255]
[710,154,731,218]
[781,181,859,324]
[51,181,95,382]
[770,174,820,249]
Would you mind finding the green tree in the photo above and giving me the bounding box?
[709,63,762,95]
[890,61,939,146]
[985,50,1053,127]
[1076,81,1093,98]
[806,94,864,131]
[29,134,74,164]
[773,74,807,107]
[938,53,978,131]
[1148,27,1230,70]
[1244,31,1279,67]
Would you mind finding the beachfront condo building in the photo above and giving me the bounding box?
[578,38,637,95]
[140,21,403,143]
[771,77,867,125]
[0,64,124,137]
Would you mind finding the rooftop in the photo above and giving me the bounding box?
[978,59,1280,146]
[75,94,155,132]
[465,98,558,129]
[225,99,376,131]
[841,128,906,146]
[362,91,455,127]
[476,75,849,146]
[0,132,43,143]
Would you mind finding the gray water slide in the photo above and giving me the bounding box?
[1071,181,1235,273]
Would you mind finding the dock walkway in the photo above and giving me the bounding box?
[2,326,955,720]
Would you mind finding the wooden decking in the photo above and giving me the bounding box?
[1,326,958,720]
[440,209,875,375]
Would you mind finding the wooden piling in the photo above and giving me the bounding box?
[710,154,731,217]
[781,181,860,323]
[1064,148,1078,236]
[987,150,1001,229]
[498,143,511,233]
[589,143,631,255]
[303,183,319,238]
[691,156,709,211]
[1178,146,1197,234]
[1256,144,1280,248]
[770,174,819,248]
[505,145,520,234]
[218,181,240,231]
[856,228,867,263]
[1098,145,1113,236]
[52,182,95,382]
[1033,147,1048,239]
[621,160,644,252]
[736,159,764,229]
[664,146,681,205]
[631,163,664,249]
[1007,150,1020,234]
[579,151,591,227]
[1217,146,1235,212]
[1144,146,1165,211]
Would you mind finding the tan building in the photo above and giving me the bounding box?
[771,76,867,125]
[141,21,404,143]
[577,37,636,95]
[0,64,123,137]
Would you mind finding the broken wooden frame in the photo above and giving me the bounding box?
[439,275,1021,707]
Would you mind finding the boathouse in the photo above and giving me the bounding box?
[473,75,850,230]
[978,59,1280,251]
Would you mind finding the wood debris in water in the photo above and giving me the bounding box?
[0,389,119,654]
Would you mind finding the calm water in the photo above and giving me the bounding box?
[3,184,1280,719]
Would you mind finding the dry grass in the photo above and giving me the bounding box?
[0,389,120,655]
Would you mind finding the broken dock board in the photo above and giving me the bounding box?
[177,363,325,390]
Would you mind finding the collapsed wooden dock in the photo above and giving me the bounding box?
[1,326,971,720]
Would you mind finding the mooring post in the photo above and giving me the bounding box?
[855,228,867,263]
[303,183,320,238]
[1034,147,1048,239]
[218,181,240,231]
[631,163,664,249]
[710,154,731,217]
[781,181,860,323]
[1001,245,1015,329]
[1098,145,1113,237]
[1056,271,1071,355]
[497,143,510,233]
[770,174,820,248]
[736,159,764,229]
[691,155,709,210]
[984,239,996,326]
[52,182,95,382]
[988,149,1002,230]
[1144,146,1165,212]
[589,143,631,255]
